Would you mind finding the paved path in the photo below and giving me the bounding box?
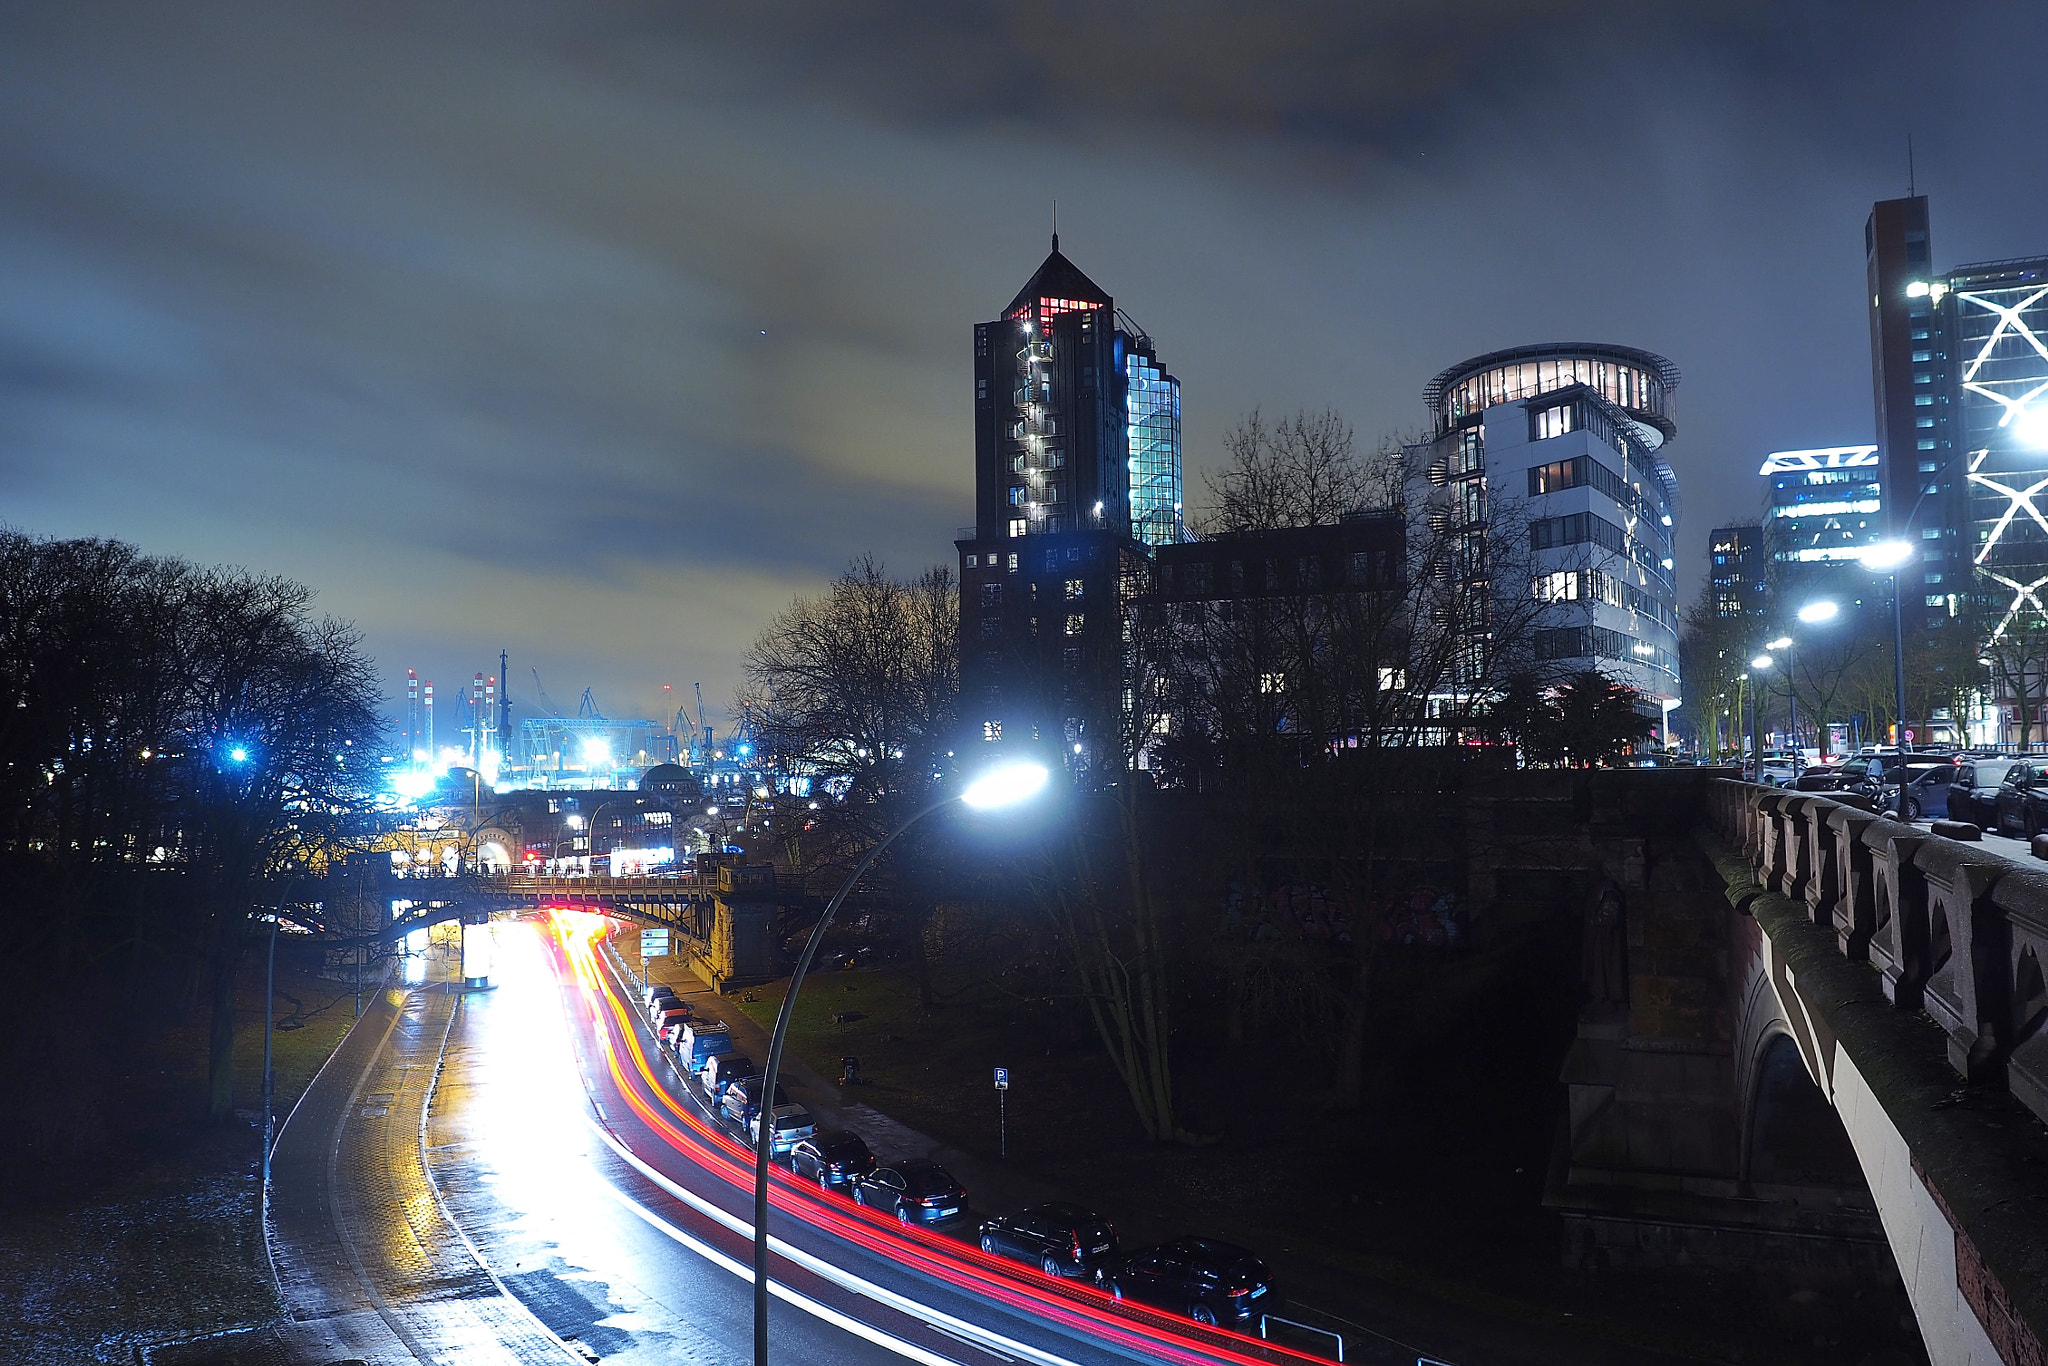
[266,980,578,1366]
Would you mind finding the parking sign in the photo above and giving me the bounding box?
[993,1067,1009,1090]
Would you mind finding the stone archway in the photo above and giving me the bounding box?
[1744,1031,1866,1193]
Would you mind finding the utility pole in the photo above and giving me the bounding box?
[261,913,279,1191]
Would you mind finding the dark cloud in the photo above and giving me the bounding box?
[1,0,2045,729]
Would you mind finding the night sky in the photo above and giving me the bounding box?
[5,2,2047,734]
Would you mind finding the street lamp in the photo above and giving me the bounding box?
[1781,602,1839,764]
[751,760,1050,1366]
[1750,655,1775,773]
[1860,539,1915,750]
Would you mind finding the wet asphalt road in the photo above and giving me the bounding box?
[422,917,1370,1366]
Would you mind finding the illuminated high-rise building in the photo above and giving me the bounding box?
[957,238,1180,776]
[1864,196,1968,632]
[1944,254,2048,638]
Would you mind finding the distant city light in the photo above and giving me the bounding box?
[1905,280,1931,298]
[581,736,610,766]
[228,746,248,763]
[1859,540,1914,572]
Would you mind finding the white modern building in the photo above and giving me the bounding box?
[1424,343,1683,712]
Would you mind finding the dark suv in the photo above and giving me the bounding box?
[977,1203,1120,1279]
[1949,758,2017,827]
[789,1130,876,1189]
[1099,1237,1278,1328]
[1995,757,2048,838]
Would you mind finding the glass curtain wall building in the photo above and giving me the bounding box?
[957,238,1178,778]
[1709,525,1766,620]
[1122,326,1184,548]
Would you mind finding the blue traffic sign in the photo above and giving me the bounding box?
[993,1067,1009,1090]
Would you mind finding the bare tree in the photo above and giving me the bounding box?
[1200,409,1408,534]
[737,557,959,1002]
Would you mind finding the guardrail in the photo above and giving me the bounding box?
[1258,1314,1343,1361]
[1708,779,2048,1126]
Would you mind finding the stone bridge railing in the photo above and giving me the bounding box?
[1708,779,2048,1128]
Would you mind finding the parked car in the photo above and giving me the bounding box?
[654,1003,693,1035]
[790,1130,877,1189]
[661,1019,692,1050]
[1884,759,1956,820]
[1098,1237,1278,1328]
[648,993,684,1020]
[1747,751,1802,785]
[718,1075,792,1128]
[1949,758,2018,827]
[702,1051,758,1101]
[1994,756,2048,838]
[977,1203,1121,1279]
[676,1021,733,1074]
[852,1158,968,1225]
[748,1103,817,1155]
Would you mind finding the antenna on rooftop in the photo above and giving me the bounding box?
[1907,133,1916,197]
[1052,199,1058,252]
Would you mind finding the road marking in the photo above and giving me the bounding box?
[591,1168,965,1366]
[929,1322,1017,1360]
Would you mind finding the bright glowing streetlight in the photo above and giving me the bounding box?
[1859,540,1914,572]
[752,760,1050,1366]
[960,760,1050,810]
[1766,636,1792,651]
[1751,654,1775,670]
[1797,600,1839,624]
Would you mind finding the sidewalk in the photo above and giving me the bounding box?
[258,977,577,1366]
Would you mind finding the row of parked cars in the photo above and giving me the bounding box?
[636,978,1280,1328]
[1780,747,2048,835]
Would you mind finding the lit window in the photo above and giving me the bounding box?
[1045,448,1066,469]
[1913,395,1933,406]
[1008,486,1028,505]
[983,720,1002,741]
[1065,578,1085,600]
[1065,614,1085,636]
[1925,595,1944,607]
[1007,553,1019,570]
[1378,667,1406,691]
[1008,519,1027,539]
[1921,527,1942,539]
[965,554,978,567]
[980,583,1002,606]
[1260,672,1286,693]
[1533,404,1576,440]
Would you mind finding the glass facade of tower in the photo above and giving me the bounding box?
[1947,258,2048,637]
[1125,341,1182,548]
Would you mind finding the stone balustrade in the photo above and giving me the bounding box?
[1710,779,2048,1130]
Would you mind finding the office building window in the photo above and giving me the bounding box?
[1008,486,1028,505]
[1532,403,1576,440]
[980,617,1001,637]
[1065,577,1085,600]
[1008,519,1027,538]
[1065,613,1085,636]
[1007,553,1019,570]
[983,720,1002,742]
[980,583,1002,606]
[1063,647,1082,670]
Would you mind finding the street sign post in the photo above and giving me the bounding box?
[994,1067,1008,1157]
[640,928,670,989]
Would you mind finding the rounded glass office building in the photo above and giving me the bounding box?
[1425,342,1680,448]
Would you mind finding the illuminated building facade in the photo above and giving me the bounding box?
[1709,524,1766,619]
[1946,255,2048,638]
[957,239,1177,775]
[1423,343,1682,709]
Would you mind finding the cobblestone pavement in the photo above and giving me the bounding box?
[266,979,580,1366]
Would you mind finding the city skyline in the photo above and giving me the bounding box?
[6,3,2048,728]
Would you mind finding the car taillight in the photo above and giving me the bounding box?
[1227,1286,1253,1297]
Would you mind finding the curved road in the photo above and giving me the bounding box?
[278,913,1368,1366]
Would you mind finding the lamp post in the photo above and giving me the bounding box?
[1859,540,1916,751]
[751,760,1050,1366]
[1788,600,1841,764]
[1750,655,1774,773]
